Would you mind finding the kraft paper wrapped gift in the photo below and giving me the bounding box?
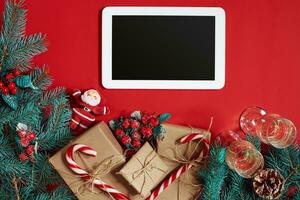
[119,142,168,198]
[49,121,140,200]
[156,123,211,200]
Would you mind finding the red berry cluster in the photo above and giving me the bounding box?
[0,69,21,95]
[112,112,161,151]
[17,129,37,162]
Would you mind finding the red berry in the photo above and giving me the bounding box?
[121,135,131,145]
[122,119,130,128]
[141,126,152,138]
[18,130,26,138]
[8,82,16,90]
[131,120,140,129]
[141,115,151,124]
[19,151,29,162]
[132,131,141,140]
[10,87,17,95]
[149,118,159,127]
[26,132,36,141]
[1,87,9,94]
[115,128,125,136]
[13,69,21,76]
[20,138,29,147]
[26,145,35,155]
[0,81,3,89]
[132,139,141,148]
[5,73,14,80]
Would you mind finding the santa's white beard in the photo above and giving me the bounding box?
[81,94,101,106]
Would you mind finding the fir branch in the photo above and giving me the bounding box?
[31,66,52,90]
[199,145,228,200]
[223,170,248,200]
[0,45,8,70]
[32,154,54,193]
[5,33,47,71]
[0,105,15,125]
[265,146,295,177]
[0,130,16,158]
[33,188,73,200]
[0,1,74,199]
[38,92,72,150]
[0,157,29,176]
[1,0,26,42]
[40,87,65,107]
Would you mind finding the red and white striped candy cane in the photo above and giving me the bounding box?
[179,132,207,144]
[66,144,130,200]
[146,163,192,200]
[146,132,210,200]
[179,133,210,158]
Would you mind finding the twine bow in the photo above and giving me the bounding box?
[76,154,125,197]
[64,144,129,200]
[121,150,167,195]
[161,125,211,168]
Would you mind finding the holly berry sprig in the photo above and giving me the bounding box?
[0,69,21,95]
[15,123,38,163]
[0,68,36,110]
[109,111,171,155]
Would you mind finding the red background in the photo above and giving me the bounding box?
[2,0,300,142]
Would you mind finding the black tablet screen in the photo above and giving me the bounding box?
[112,16,215,80]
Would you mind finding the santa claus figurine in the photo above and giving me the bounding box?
[70,89,109,133]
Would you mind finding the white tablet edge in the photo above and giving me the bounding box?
[102,6,225,89]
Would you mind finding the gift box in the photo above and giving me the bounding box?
[156,123,211,200]
[49,122,140,200]
[119,142,168,198]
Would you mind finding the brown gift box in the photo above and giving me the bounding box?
[119,142,168,198]
[156,123,211,200]
[49,122,140,200]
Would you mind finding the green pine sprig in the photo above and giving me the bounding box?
[0,1,74,199]
[198,145,228,200]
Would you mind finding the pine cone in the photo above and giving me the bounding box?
[253,168,284,199]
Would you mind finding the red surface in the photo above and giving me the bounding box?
[1,0,300,142]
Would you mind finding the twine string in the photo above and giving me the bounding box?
[119,150,167,194]
[60,154,125,200]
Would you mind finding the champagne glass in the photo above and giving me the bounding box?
[255,114,297,148]
[226,140,264,178]
[240,106,267,135]
[240,107,297,148]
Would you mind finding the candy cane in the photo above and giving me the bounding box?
[146,133,210,200]
[66,144,130,200]
[180,132,206,144]
[179,133,210,158]
[146,163,192,200]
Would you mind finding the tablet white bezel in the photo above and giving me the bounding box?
[102,6,225,89]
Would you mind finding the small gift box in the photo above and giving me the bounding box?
[49,122,140,200]
[119,142,168,197]
[155,123,211,200]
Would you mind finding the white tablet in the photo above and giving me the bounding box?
[102,7,225,89]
